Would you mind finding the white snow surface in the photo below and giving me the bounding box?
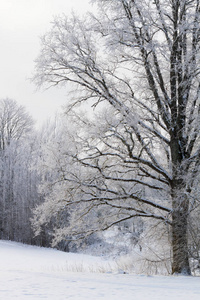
[0,240,199,299]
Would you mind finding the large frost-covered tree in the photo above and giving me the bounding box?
[33,0,200,275]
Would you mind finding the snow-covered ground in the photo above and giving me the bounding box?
[0,241,199,299]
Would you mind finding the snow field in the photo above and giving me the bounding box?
[0,241,200,299]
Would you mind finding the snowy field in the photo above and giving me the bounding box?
[0,241,199,299]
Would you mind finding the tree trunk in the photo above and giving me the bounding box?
[170,123,191,274]
[171,194,191,275]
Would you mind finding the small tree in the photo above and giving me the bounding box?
[34,0,200,275]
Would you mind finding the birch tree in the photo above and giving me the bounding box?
[33,0,200,275]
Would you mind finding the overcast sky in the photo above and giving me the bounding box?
[0,0,91,126]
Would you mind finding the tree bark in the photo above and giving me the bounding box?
[170,132,191,274]
[171,179,191,275]
[171,209,191,275]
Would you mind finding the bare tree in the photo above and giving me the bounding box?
[33,0,200,275]
[0,98,34,150]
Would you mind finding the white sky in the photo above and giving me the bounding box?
[0,0,91,127]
